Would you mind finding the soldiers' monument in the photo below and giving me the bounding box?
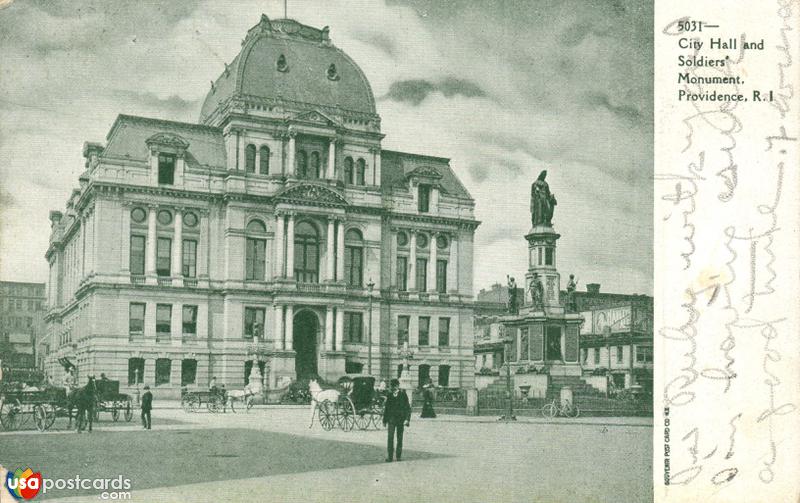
[503,171,583,377]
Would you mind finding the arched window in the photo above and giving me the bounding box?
[277,54,288,72]
[344,229,363,287]
[344,157,354,185]
[259,146,270,174]
[245,144,256,173]
[294,221,319,283]
[296,150,307,178]
[310,151,321,179]
[245,219,267,280]
[356,158,366,185]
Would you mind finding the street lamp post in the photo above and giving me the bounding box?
[367,278,375,376]
[499,334,516,421]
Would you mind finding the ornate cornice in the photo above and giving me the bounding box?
[275,183,348,208]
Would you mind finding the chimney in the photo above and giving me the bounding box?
[586,283,600,294]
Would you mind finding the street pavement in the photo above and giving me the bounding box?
[0,407,653,503]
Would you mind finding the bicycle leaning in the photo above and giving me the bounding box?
[541,398,580,418]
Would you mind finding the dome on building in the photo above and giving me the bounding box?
[200,15,377,122]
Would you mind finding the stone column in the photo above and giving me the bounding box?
[273,303,284,350]
[255,147,261,174]
[145,205,157,282]
[335,307,344,351]
[239,130,247,172]
[408,230,417,291]
[172,210,183,283]
[327,138,336,179]
[118,206,128,276]
[198,211,209,281]
[336,219,345,282]
[326,217,335,281]
[286,213,295,279]
[428,231,438,292]
[287,130,296,177]
[274,213,285,278]
[326,306,334,351]
[285,304,294,351]
[448,233,458,293]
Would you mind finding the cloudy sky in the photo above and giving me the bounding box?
[0,0,653,295]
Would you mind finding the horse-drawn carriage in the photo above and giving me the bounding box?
[181,387,228,413]
[310,376,385,432]
[0,383,92,432]
[93,378,134,423]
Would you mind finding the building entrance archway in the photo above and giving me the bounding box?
[293,310,319,379]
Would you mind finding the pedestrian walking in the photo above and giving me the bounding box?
[420,379,437,418]
[141,385,153,430]
[382,378,411,462]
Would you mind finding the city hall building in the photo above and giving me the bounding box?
[42,16,479,397]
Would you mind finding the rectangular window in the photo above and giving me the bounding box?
[616,345,624,363]
[396,257,408,291]
[155,358,171,386]
[636,346,653,363]
[418,316,430,346]
[156,238,171,277]
[128,358,145,385]
[545,247,554,266]
[245,238,266,280]
[438,365,450,387]
[438,318,450,347]
[397,315,410,345]
[344,312,363,343]
[182,240,197,278]
[182,305,197,336]
[129,303,145,336]
[416,258,427,292]
[345,246,363,287]
[594,348,600,364]
[181,359,197,386]
[130,235,146,275]
[436,260,447,293]
[156,304,172,336]
[244,307,265,339]
[158,154,175,185]
[418,184,431,212]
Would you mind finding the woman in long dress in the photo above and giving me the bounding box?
[420,380,437,418]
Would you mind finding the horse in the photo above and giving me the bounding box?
[68,376,97,433]
[307,378,342,428]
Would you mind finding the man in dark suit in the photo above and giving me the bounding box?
[382,378,411,462]
[141,385,153,430]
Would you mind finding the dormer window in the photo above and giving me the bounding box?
[327,64,339,81]
[418,184,431,213]
[158,154,175,185]
[277,54,288,72]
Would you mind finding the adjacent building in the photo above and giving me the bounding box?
[42,16,479,397]
[0,281,45,371]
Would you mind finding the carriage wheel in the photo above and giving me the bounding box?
[208,396,223,413]
[124,400,133,422]
[337,397,356,432]
[566,403,580,418]
[181,396,193,413]
[319,400,335,431]
[0,399,21,431]
[370,403,384,429]
[354,411,370,431]
[34,405,49,432]
[188,396,200,413]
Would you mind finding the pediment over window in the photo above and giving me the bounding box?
[406,166,443,180]
[275,183,348,207]
[288,109,341,128]
[146,132,190,150]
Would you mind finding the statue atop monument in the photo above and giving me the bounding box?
[530,170,557,227]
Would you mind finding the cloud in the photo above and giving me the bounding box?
[383,77,487,105]
[584,92,643,124]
